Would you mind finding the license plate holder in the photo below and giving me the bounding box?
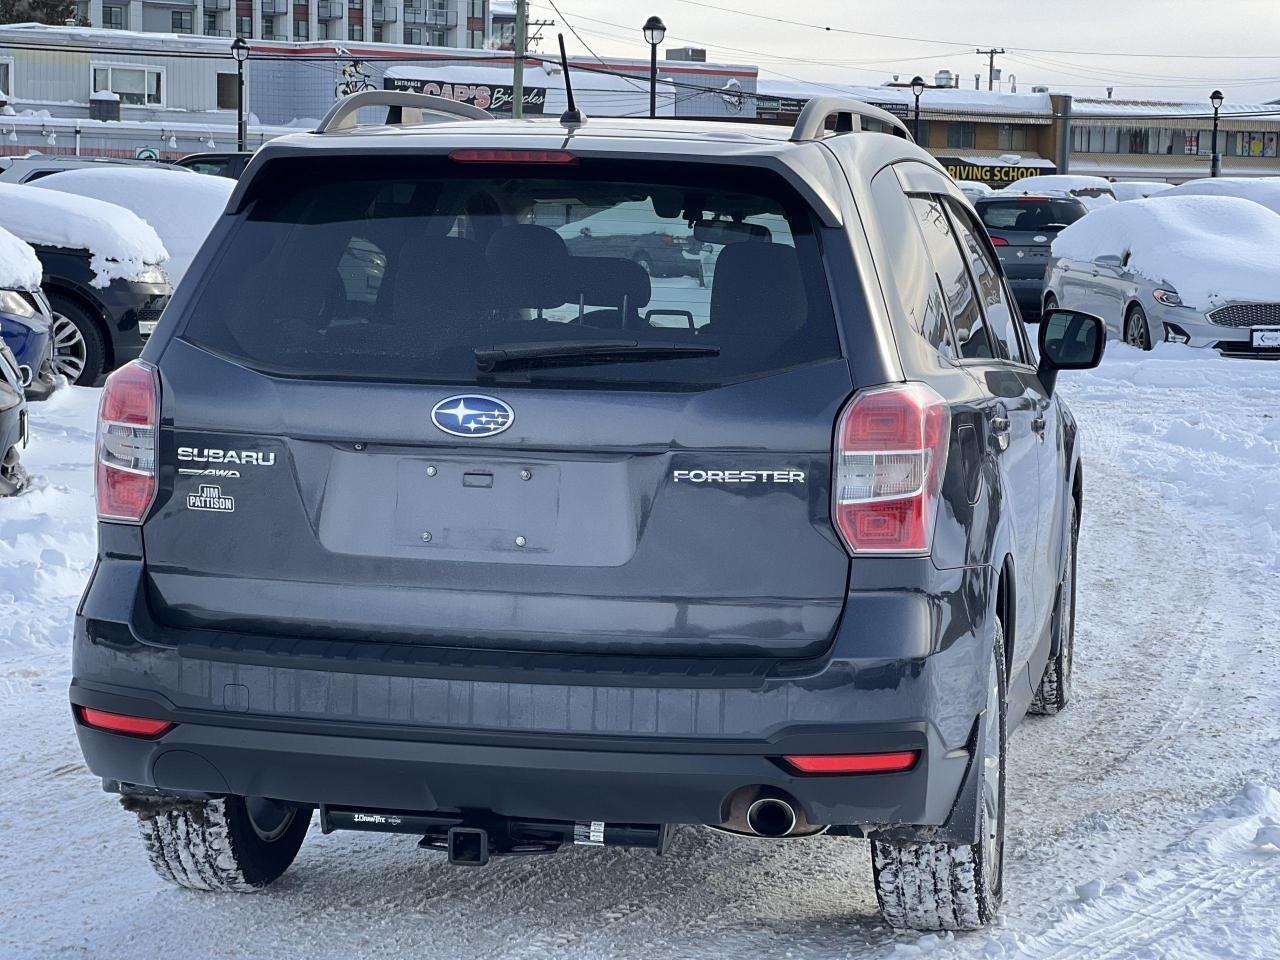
[1252,326,1280,349]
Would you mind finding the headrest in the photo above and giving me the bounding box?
[709,242,807,334]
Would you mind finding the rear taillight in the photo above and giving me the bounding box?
[832,383,950,555]
[77,706,173,738]
[95,360,158,523]
[990,236,1009,246]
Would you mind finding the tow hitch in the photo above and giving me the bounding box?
[320,805,672,866]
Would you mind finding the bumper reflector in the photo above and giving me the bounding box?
[784,750,920,775]
[78,707,174,738]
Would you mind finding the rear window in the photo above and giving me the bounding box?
[179,155,840,388]
[976,199,1085,232]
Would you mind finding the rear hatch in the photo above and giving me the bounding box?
[143,153,855,659]
[976,196,1085,281]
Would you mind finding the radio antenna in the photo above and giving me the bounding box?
[558,33,586,127]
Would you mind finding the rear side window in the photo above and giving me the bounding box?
[909,196,994,360]
[976,199,1085,231]
[946,201,1022,362]
[178,156,840,388]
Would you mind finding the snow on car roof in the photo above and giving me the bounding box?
[31,167,231,284]
[1052,194,1280,310]
[0,182,168,289]
[1163,177,1280,216]
[0,224,42,292]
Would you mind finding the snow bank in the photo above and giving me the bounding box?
[1164,175,1280,215]
[1051,194,1280,310]
[32,167,231,283]
[0,183,168,288]
[0,224,43,291]
[1068,342,1280,556]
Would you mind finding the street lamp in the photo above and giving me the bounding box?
[231,37,250,153]
[642,15,666,119]
[1210,89,1224,177]
[910,75,926,143]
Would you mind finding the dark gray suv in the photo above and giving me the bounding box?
[71,91,1105,932]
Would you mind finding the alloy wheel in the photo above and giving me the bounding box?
[49,313,88,383]
[1125,311,1150,349]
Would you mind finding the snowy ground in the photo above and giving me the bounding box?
[1,345,1278,959]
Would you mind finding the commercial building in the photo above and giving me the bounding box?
[70,0,492,47]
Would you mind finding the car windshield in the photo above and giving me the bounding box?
[178,155,840,388]
[977,198,1086,231]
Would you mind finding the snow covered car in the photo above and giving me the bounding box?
[32,166,233,284]
[0,336,28,495]
[0,183,172,385]
[955,179,994,202]
[0,154,179,184]
[1162,176,1280,215]
[1000,175,1118,212]
[0,225,58,400]
[1110,181,1173,202]
[1044,194,1280,356]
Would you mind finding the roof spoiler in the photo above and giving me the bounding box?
[315,90,494,134]
[789,96,913,143]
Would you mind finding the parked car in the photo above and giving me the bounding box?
[1045,194,1280,356]
[955,179,994,202]
[174,151,254,179]
[0,225,58,400]
[556,200,702,279]
[1110,181,1173,202]
[0,337,28,495]
[974,194,1089,320]
[70,92,1105,934]
[0,184,172,385]
[0,154,179,184]
[1000,175,1118,211]
[33,166,234,283]
[1162,176,1280,215]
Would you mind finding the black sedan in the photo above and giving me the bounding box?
[974,194,1088,321]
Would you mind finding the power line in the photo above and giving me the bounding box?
[672,0,1280,60]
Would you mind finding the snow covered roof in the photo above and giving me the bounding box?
[31,167,231,283]
[0,225,42,291]
[0,182,168,288]
[756,79,1054,118]
[1052,194,1280,310]
[1073,98,1280,120]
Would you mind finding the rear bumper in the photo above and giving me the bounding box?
[1006,277,1046,318]
[72,538,998,843]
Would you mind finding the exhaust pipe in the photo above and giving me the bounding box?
[745,796,798,838]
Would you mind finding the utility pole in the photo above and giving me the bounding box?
[976,48,1005,91]
[512,0,528,119]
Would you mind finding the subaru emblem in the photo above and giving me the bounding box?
[431,395,515,438]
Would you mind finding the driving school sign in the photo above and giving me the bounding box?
[384,76,546,114]
[939,157,1055,186]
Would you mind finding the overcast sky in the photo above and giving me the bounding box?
[529,0,1280,104]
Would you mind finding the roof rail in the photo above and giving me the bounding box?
[789,96,912,143]
[315,90,493,134]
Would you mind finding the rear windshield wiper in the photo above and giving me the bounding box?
[475,339,720,372]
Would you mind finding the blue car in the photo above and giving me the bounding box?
[0,287,57,401]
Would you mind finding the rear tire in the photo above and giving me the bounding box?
[1043,293,1059,314]
[1030,498,1078,715]
[130,795,310,892]
[871,624,1007,931]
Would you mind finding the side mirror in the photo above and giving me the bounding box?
[1038,308,1106,394]
[1094,253,1124,268]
